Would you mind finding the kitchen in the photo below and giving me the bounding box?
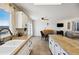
[0,3,33,55]
[0,3,79,55]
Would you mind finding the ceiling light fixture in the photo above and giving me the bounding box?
[41,17,48,20]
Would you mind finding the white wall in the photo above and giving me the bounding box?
[33,20,46,36]
[33,19,68,36]
[33,19,58,36]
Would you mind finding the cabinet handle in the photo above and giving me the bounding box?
[54,44,57,47]
[63,53,66,55]
[31,41,32,44]
[58,53,60,55]
[29,41,32,47]
[50,42,52,44]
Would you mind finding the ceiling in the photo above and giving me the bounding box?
[15,3,79,20]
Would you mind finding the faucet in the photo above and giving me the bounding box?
[0,28,13,35]
[0,28,13,45]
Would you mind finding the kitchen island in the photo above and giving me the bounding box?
[49,35,79,55]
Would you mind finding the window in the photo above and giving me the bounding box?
[0,9,10,29]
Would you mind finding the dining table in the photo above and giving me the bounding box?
[41,29,55,40]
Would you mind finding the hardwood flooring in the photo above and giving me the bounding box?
[30,37,51,55]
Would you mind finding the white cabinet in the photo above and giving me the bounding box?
[17,44,30,55]
[60,48,68,55]
[17,40,32,55]
[49,41,53,54]
[16,11,28,28]
[54,42,61,55]
[49,36,68,55]
[49,37,55,54]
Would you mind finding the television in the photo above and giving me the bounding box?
[57,23,64,27]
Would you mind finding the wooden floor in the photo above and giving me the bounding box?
[30,37,51,55]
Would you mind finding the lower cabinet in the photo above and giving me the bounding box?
[54,42,61,55]
[49,37,55,54]
[16,40,32,55]
[49,36,68,55]
[60,48,68,55]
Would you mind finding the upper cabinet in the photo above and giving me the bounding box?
[16,11,28,28]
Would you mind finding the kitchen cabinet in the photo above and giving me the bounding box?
[49,35,68,55]
[49,37,55,54]
[60,48,68,55]
[16,40,32,55]
[54,42,61,55]
[16,11,28,28]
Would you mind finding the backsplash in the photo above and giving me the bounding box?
[16,28,27,37]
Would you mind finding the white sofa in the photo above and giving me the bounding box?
[65,31,79,38]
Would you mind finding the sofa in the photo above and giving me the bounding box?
[65,31,79,38]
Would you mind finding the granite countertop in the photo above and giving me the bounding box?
[49,35,79,55]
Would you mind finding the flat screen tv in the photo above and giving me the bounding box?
[57,23,64,27]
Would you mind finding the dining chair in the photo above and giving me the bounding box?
[40,31,45,40]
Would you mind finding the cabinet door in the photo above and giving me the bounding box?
[22,12,26,28]
[49,37,52,48]
[49,37,55,54]
[49,39,52,49]
[49,41,54,54]
[16,12,23,28]
[27,40,32,50]
[17,43,30,55]
[60,48,68,55]
[49,37,54,48]
[17,40,32,55]
[54,42,61,55]
[16,11,27,28]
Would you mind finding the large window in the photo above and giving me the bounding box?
[0,9,10,29]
